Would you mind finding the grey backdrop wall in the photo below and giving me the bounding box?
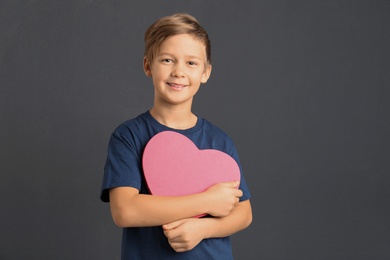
[1,1,389,259]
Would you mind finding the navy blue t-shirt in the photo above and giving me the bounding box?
[101,111,251,259]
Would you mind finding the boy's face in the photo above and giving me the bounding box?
[144,34,211,108]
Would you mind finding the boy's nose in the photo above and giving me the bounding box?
[171,63,185,77]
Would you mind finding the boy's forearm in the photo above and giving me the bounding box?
[110,187,210,227]
[203,200,252,239]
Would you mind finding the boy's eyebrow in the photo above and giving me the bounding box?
[157,52,203,60]
[187,55,203,60]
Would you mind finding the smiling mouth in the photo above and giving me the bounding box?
[167,83,187,89]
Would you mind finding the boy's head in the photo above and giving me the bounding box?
[144,13,211,66]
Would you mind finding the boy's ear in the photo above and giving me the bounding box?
[143,57,152,77]
[201,64,212,84]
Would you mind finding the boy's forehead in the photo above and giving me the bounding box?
[157,34,207,56]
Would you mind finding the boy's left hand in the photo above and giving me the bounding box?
[162,218,207,252]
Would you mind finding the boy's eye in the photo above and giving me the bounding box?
[162,59,173,63]
[188,61,197,66]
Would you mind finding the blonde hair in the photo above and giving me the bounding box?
[144,13,211,65]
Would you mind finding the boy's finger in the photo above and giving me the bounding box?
[163,219,184,230]
[225,181,240,188]
[221,181,239,187]
[236,189,243,197]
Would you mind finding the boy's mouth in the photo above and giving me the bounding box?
[167,83,187,89]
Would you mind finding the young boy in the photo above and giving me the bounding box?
[100,13,252,259]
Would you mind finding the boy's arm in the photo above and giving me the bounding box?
[162,200,252,252]
[109,181,242,227]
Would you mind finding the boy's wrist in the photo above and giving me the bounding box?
[199,217,218,239]
[198,190,212,216]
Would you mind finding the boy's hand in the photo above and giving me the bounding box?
[162,218,206,252]
[204,181,242,217]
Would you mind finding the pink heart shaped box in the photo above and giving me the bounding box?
[142,131,240,197]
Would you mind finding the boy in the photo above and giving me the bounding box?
[100,13,252,259]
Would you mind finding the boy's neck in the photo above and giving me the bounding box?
[149,106,197,130]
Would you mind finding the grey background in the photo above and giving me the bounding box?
[1,1,389,259]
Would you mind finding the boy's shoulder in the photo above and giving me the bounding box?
[201,117,231,138]
[113,111,151,132]
[196,117,237,151]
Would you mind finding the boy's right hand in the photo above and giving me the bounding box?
[204,181,243,217]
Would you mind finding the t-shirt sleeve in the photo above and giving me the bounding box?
[100,128,143,202]
[232,150,251,202]
[223,136,251,202]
